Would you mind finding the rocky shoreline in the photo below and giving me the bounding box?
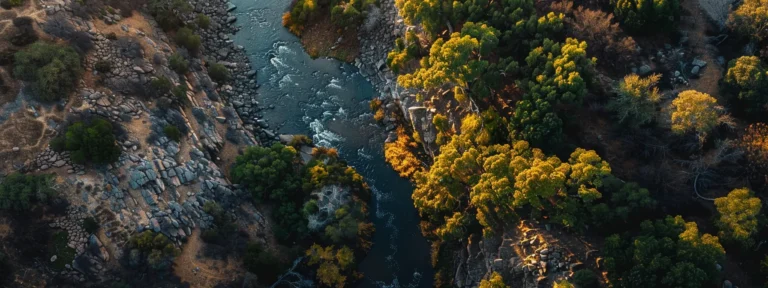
[184,0,278,144]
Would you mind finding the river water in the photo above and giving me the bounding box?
[228,0,433,287]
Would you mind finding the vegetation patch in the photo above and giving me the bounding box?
[49,231,76,271]
[13,42,83,102]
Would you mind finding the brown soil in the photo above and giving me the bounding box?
[299,16,359,62]
[173,228,244,287]
[679,0,723,98]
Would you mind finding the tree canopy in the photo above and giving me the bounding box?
[604,215,724,288]
[58,118,122,164]
[669,90,720,136]
[14,42,83,102]
[608,73,661,128]
[714,188,762,247]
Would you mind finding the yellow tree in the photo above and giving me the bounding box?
[607,73,662,128]
[714,188,762,247]
[669,90,720,136]
[728,0,768,41]
[479,272,509,288]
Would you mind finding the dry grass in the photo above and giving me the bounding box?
[173,228,244,287]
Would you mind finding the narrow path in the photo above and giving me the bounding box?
[679,0,723,98]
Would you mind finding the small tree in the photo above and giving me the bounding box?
[714,188,762,247]
[175,27,201,52]
[0,173,56,211]
[196,13,211,29]
[725,56,768,115]
[95,60,111,73]
[151,76,173,96]
[208,63,230,83]
[670,90,720,136]
[63,118,122,164]
[168,53,188,75]
[607,73,661,128]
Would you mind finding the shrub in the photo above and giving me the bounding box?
[163,125,182,142]
[95,60,112,73]
[714,188,762,247]
[175,27,201,53]
[244,242,284,283]
[196,13,210,29]
[208,63,230,83]
[150,76,172,96]
[168,53,188,75]
[0,173,56,211]
[10,17,37,46]
[607,73,661,128]
[739,123,768,182]
[669,90,720,136]
[728,0,768,41]
[14,42,83,101]
[569,7,636,66]
[384,127,422,178]
[82,217,100,234]
[106,32,117,40]
[725,56,768,115]
[572,270,599,288]
[59,118,122,164]
[611,0,680,31]
[127,231,180,270]
[373,109,385,122]
[148,0,191,31]
[6,0,22,7]
[200,202,238,245]
[171,84,187,100]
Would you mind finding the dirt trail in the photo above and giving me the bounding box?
[173,229,242,287]
[679,0,723,98]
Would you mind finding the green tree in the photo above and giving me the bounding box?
[397,24,497,99]
[724,56,768,115]
[0,173,56,211]
[728,0,768,41]
[572,270,599,288]
[714,188,762,247]
[611,0,680,31]
[670,90,720,136]
[231,144,301,201]
[175,27,202,52]
[14,42,83,101]
[209,63,230,83]
[603,215,724,288]
[607,73,662,128]
[196,13,211,29]
[63,118,122,164]
[243,242,284,283]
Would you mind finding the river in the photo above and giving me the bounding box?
[227,0,434,287]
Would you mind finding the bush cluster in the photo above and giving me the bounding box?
[0,173,56,211]
[14,42,82,101]
[51,118,121,164]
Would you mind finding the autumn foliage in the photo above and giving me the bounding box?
[384,127,423,178]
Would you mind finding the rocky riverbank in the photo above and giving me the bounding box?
[184,0,279,143]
